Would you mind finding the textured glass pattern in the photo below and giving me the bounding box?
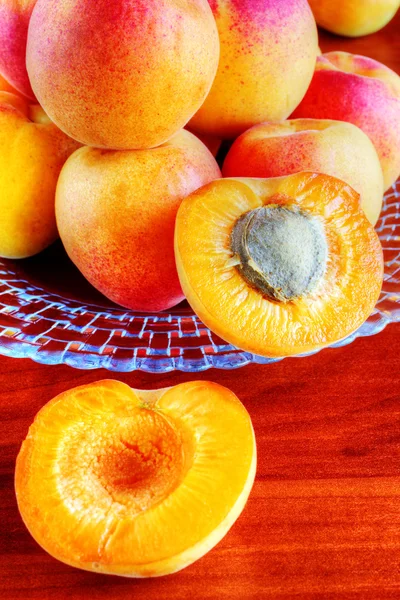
[0,180,398,372]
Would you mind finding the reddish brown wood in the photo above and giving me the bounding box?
[2,326,400,600]
[0,10,400,600]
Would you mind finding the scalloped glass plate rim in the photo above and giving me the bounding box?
[0,179,398,373]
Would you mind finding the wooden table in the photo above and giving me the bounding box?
[1,12,399,600]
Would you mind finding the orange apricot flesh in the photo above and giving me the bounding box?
[15,380,256,577]
[175,172,384,358]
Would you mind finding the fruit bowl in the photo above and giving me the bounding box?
[0,179,399,373]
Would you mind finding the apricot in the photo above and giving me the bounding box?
[0,0,37,98]
[0,92,80,259]
[26,0,219,150]
[292,52,400,190]
[189,131,222,158]
[56,130,221,312]
[175,172,383,358]
[0,73,21,95]
[15,379,256,577]
[188,0,318,139]
[223,119,384,226]
[308,0,400,37]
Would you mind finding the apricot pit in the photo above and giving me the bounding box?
[231,205,327,302]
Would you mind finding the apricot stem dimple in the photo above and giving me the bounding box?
[230,204,327,302]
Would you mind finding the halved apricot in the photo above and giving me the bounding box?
[175,172,384,357]
[15,380,256,577]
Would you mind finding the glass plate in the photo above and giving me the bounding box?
[0,179,398,373]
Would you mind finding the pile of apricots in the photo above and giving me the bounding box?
[2,0,400,579]
[1,0,400,355]
[1,0,399,360]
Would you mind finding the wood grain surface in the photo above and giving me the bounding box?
[1,11,400,600]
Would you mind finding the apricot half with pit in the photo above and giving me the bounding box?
[15,379,256,577]
[175,172,384,357]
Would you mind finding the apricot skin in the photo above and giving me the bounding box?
[0,72,22,95]
[292,52,400,190]
[223,119,384,226]
[56,130,221,312]
[0,92,80,259]
[0,0,37,98]
[26,0,220,149]
[308,0,400,37]
[188,0,318,139]
[188,131,222,158]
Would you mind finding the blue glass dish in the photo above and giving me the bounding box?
[0,179,398,372]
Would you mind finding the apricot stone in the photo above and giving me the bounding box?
[27,0,220,149]
[231,205,327,302]
[56,130,221,312]
[189,0,318,139]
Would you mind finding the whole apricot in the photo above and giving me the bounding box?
[223,119,384,226]
[308,0,400,37]
[292,52,400,190]
[0,0,37,98]
[0,92,80,259]
[27,0,220,149]
[56,130,221,312]
[189,0,318,139]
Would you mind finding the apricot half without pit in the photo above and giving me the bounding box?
[175,172,384,358]
[15,380,256,577]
